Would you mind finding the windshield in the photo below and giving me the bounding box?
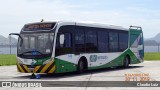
[18,33,54,59]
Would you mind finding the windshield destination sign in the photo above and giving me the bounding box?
[24,23,56,31]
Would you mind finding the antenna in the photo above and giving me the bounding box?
[41,19,44,22]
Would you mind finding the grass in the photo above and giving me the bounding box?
[0,54,16,66]
[0,53,160,66]
[144,53,160,60]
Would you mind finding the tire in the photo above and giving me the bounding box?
[77,60,85,73]
[123,56,129,67]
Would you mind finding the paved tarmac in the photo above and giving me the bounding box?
[0,61,160,90]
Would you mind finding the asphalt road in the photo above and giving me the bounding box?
[0,61,160,90]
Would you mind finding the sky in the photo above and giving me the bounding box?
[0,0,160,38]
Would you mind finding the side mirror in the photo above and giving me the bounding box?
[9,33,23,46]
[60,34,64,45]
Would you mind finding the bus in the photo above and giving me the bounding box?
[10,21,144,76]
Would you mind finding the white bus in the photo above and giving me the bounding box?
[10,21,144,76]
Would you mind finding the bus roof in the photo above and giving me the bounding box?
[57,21,129,31]
[24,21,129,31]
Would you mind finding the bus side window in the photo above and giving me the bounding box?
[119,32,128,51]
[64,33,72,48]
[85,30,98,52]
[75,30,85,53]
[59,33,72,48]
[109,32,118,52]
[98,31,109,53]
[56,33,72,55]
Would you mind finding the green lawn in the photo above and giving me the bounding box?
[144,53,160,60]
[0,53,160,66]
[0,54,16,66]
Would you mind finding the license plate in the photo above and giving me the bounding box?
[24,59,29,63]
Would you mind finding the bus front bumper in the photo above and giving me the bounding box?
[16,61,56,73]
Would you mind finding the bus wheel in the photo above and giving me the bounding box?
[78,60,85,73]
[123,56,129,67]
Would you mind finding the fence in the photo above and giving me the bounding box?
[0,46,17,54]
[144,45,160,52]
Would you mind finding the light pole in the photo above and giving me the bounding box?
[9,35,11,55]
[158,43,160,53]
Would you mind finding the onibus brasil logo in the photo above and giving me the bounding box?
[1,81,42,88]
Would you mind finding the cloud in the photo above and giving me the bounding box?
[0,0,160,38]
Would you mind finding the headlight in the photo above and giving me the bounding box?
[17,57,23,64]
